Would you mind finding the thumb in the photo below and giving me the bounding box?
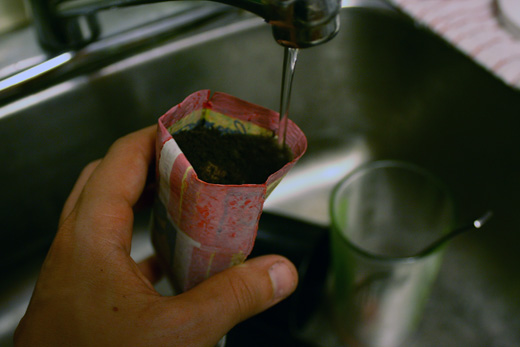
[165,255,298,345]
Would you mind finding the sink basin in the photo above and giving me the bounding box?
[1,2,520,346]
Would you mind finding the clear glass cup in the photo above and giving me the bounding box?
[329,161,454,347]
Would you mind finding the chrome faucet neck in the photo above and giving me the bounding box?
[28,0,340,52]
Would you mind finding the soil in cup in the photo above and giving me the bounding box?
[172,120,293,185]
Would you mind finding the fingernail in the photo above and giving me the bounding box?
[268,261,297,301]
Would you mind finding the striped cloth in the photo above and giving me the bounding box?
[389,0,520,89]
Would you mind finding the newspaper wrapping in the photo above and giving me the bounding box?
[152,90,307,292]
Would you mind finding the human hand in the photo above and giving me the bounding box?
[14,125,298,347]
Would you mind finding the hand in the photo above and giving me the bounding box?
[14,125,298,347]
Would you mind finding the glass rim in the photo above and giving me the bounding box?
[329,160,455,263]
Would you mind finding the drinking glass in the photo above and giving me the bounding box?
[329,161,454,347]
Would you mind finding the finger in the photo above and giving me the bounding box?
[164,255,298,345]
[59,160,101,226]
[74,125,156,251]
[137,255,164,285]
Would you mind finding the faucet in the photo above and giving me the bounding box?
[28,0,341,53]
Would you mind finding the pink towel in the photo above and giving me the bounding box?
[390,0,520,89]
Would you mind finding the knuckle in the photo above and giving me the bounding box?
[224,272,260,320]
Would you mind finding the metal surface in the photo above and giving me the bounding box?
[0,3,237,102]
[28,0,340,51]
[0,0,29,34]
[1,2,520,346]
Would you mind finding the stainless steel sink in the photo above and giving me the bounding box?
[2,1,520,346]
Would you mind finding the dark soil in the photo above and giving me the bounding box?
[172,120,293,185]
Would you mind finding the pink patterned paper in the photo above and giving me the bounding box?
[152,90,307,292]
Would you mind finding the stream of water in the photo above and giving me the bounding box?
[278,47,299,147]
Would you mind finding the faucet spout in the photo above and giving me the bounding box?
[262,0,341,48]
[29,0,340,52]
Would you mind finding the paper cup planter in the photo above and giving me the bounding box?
[152,90,307,293]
